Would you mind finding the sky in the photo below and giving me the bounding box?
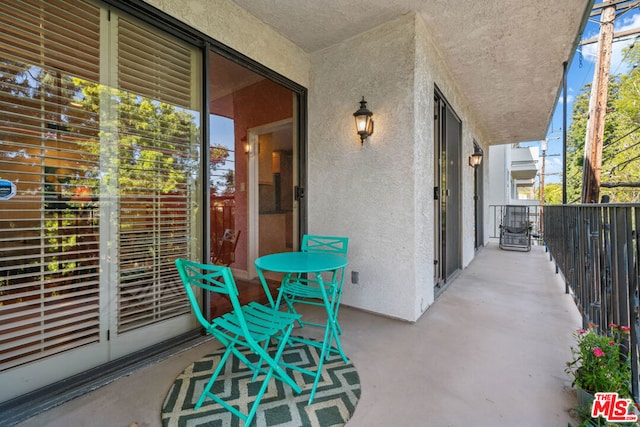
[541,8,640,184]
[210,115,235,151]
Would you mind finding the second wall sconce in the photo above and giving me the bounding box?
[469,150,483,168]
[353,96,374,144]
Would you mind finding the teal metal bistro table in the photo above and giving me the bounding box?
[254,251,348,403]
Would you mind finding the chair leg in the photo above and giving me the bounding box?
[305,274,348,405]
[196,333,301,426]
[195,346,234,410]
[276,274,305,330]
[244,360,277,425]
[244,325,302,425]
[307,311,348,404]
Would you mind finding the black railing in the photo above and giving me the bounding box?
[544,204,640,400]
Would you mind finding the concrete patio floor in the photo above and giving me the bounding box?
[17,242,582,426]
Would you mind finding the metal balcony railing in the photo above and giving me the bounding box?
[544,204,640,400]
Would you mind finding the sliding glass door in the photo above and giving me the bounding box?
[0,0,306,402]
[0,1,201,400]
[433,89,461,293]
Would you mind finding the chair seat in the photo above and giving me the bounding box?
[279,278,336,300]
[213,301,301,342]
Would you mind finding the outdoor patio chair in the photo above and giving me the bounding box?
[275,235,349,334]
[174,258,302,426]
[499,205,532,252]
[211,228,241,266]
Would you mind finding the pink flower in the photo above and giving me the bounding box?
[577,328,587,335]
[621,326,630,333]
[609,323,619,329]
[593,347,605,357]
[608,341,615,346]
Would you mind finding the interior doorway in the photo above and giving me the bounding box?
[207,50,302,310]
[246,119,299,279]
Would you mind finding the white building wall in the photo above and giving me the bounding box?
[413,17,490,274]
[489,144,540,206]
[488,145,509,206]
[308,15,419,320]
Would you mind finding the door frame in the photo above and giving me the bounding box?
[433,87,462,292]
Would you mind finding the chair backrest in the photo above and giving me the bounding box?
[302,235,349,257]
[502,205,530,230]
[211,229,241,266]
[175,258,243,329]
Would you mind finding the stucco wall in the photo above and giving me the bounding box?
[414,17,490,270]
[309,14,490,321]
[308,15,418,320]
[412,16,434,319]
[144,0,311,87]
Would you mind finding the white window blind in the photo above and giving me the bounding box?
[0,0,102,371]
[115,16,198,333]
[0,0,201,371]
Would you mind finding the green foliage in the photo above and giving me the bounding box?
[566,43,640,202]
[565,326,632,398]
[20,72,201,277]
[542,183,563,205]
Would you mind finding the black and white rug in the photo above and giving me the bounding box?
[161,341,361,426]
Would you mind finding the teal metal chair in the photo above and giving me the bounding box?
[175,258,302,426]
[275,235,349,334]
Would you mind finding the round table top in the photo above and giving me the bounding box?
[254,251,347,273]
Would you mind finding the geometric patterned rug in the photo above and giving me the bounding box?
[161,340,361,427]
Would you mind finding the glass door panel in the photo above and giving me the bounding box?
[208,51,299,316]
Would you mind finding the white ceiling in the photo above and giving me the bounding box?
[230,0,591,146]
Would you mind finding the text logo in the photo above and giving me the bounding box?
[591,392,638,423]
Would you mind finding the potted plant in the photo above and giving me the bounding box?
[565,324,633,404]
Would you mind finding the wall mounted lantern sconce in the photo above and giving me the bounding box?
[353,96,374,144]
[469,150,483,168]
[241,136,251,155]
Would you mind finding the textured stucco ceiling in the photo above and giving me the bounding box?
[230,0,591,146]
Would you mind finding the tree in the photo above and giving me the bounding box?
[566,41,640,203]
[601,43,640,202]
[542,183,563,205]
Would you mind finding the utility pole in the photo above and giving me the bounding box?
[539,139,560,233]
[563,61,568,205]
[582,0,616,203]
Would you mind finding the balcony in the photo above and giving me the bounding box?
[15,243,584,426]
[510,146,540,181]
